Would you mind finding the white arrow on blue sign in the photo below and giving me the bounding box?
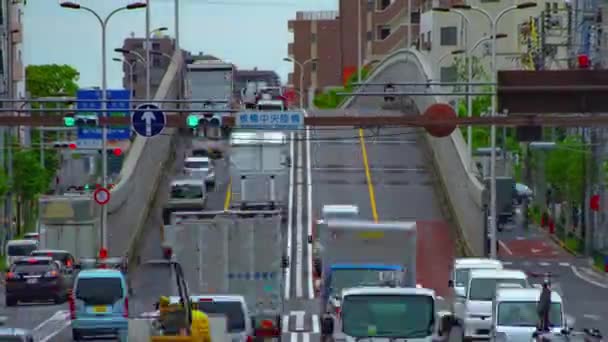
[132,103,166,137]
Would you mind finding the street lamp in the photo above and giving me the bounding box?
[453,2,537,259]
[112,58,136,95]
[60,1,147,252]
[437,49,465,65]
[115,48,149,99]
[283,57,319,109]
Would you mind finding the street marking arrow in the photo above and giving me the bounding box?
[291,310,305,331]
[142,111,156,136]
[531,248,542,253]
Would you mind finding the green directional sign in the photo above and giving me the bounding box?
[64,116,75,127]
[187,114,199,128]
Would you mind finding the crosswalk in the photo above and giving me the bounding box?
[282,311,322,341]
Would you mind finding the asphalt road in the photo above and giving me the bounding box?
[498,209,608,336]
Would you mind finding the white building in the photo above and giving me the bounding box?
[418,0,569,84]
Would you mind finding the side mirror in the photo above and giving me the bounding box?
[307,235,313,244]
[448,280,454,288]
[73,264,81,270]
[281,256,290,268]
[454,288,466,298]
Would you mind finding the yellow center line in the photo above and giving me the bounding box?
[358,128,379,222]
[224,178,232,211]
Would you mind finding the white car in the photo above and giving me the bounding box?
[491,288,566,342]
[464,269,530,339]
[5,239,39,269]
[183,156,215,187]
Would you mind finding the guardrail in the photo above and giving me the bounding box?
[341,48,486,256]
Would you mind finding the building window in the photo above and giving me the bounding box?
[0,51,4,74]
[152,57,161,67]
[410,10,420,24]
[133,74,138,83]
[311,33,317,43]
[311,62,317,72]
[377,25,391,40]
[152,42,160,50]
[376,0,393,11]
[367,31,373,41]
[426,31,431,46]
[367,0,374,11]
[440,66,457,82]
[440,26,457,46]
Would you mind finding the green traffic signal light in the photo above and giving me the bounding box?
[187,115,199,128]
[64,117,75,127]
[84,184,90,191]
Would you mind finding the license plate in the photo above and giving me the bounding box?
[93,306,107,313]
[26,278,38,284]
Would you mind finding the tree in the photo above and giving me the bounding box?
[12,150,49,234]
[452,56,488,91]
[545,136,585,203]
[26,64,79,100]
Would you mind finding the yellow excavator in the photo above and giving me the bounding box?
[145,260,212,342]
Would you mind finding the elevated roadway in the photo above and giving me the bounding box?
[0,51,184,340]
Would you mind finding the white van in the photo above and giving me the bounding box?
[5,239,39,269]
[464,269,530,339]
[491,288,565,342]
[450,258,504,298]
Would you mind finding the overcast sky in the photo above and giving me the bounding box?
[23,0,338,89]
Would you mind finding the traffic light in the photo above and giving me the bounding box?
[578,54,590,69]
[186,113,223,128]
[97,148,123,156]
[64,112,99,127]
[53,141,78,149]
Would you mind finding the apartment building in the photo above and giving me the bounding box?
[120,34,187,99]
[287,0,420,106]
[419,0,568,83]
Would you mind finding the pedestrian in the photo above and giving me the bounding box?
[537,281,551,331]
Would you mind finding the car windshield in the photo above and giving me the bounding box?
[192,150,209,157]
[12,263,52,274]
[454,269,470,288]
[31,252,72,265]
[184,161,209,169]
[257,104,283,111]
[498,302,562,327]
[196,301,245,332]
[7,244,37,256]
[468,278,528,301]
[329,269,400,297]
[75,277,123,305]
[341,294,434,338]
[171,184,203,199]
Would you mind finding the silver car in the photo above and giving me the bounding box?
[183,156,215,187]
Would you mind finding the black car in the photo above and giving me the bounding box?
[5,256,70,306]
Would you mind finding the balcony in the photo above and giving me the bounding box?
[295,11,339,21]
[372,24,408,55]
[288,43,294,58]
[288,20,294,32]
[11,29,22,44]
[373,0,407,25]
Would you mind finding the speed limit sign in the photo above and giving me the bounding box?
[93,187,111,206]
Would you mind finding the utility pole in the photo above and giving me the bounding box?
[5,0,14,238]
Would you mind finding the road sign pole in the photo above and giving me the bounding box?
[101,20,109,251]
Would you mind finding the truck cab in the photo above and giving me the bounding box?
[323,286,456,342]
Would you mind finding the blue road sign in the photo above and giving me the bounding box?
[235,111,304,130]
[132,103,166,137]
[76,89,131,140]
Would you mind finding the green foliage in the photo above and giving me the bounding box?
[314,67,372,109]
[0,170,8,197]
[545,136,585,204]
[25,64,79,103]
[452,56,488,90]
[13,150,49,200]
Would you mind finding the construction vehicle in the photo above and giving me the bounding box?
[163,210,287,341]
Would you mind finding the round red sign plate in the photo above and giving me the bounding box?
[423,103,457,138]
[93,188,111,206]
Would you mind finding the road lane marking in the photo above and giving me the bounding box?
[296,135,304,298]
[293,310,305,331]
[559,262,570,267]
[39,321,71,342]
[303,332,310,342]
[285,132,295,300]
[358,128,379,222]
[223,178,232,210]
[282,315,290,333]
[33,310,69,332]
[571,265,608,288]
[584,314,601,321]
[312,167,425,172]
[539,262,550,266]
[499,240,513,255]
[312,314,320,333]
[305,112,314,300]
[291,332,299,342]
